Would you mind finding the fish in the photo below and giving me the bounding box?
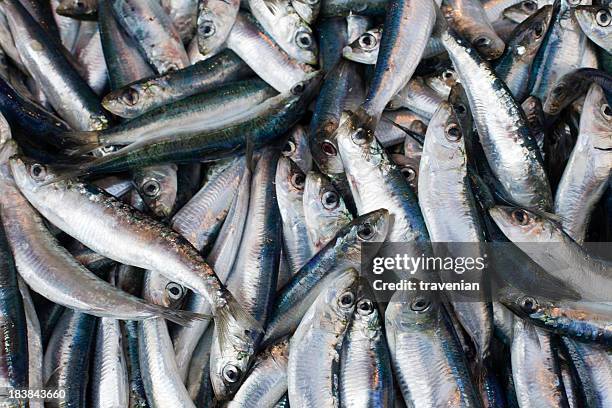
[287,268,359,407]
[574,5,612,54]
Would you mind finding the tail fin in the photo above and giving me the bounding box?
[152,304,211,326]
[59,131,101,156]
[214,294,262,354]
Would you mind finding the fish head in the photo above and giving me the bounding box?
[133,164,178,219]
[290,23,319,65]
[336,208,390,265]
[142,271,187,308]
[281,125,312,173]
[314,268,360,329]
[489,206,562,243]
[102,80,163,118]
[575,5,611,39]
[580,83,612,147]
[508,5,554,62]
[56,0,98,20]
[385,286,439,331]
[303,171,349,227]
[503,0,541,23]
[275,156,306,208]
[422,102,466,171]
[342,28,381,65]
[497,286,550,319]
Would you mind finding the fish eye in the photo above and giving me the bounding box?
[351,128,370,145]
[282,140,296,155]
[532,22,544,38]
[30,163,47,181]
[121,88,139,106]
[552,84,566,97]
[290,172,306,189]
[165,282,183,300]
[338,291,355,308]
[601,104,612,119]
[357,299,374,315]
[74,1,85,10]
[357,222,375,240]
[410,296,431,312]
[400,166,417,182]
[596,9,611,27]
[442,70,455,80]
[295,31,313,49]
[321,141,338,156]
[445,123,462,141]
[222,364,241,383]
[453,104,467,116]
[522,0,537,12]
[473,36,492,48]
[511,209,530,225]
[358,32,378,50]
[199,20,216,38]
[519,296,538,313]
[321,190,339,209]
[141,179,161,198]
[291,82,305,95]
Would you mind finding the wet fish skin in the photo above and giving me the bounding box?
[161,0,199,43]
[359,0,437,124]
[554,83,612,244]
[320,0,387,17]
[542,68,612,115]
[1,0,109,131]
[287,269,359,408]
[495,5,554,101]
[43,308,96,408]
[210,148,282,400]
[339,289,394,408]
[303,170,352,251]
[574,5,612,54]
[196,0,240,57]
[18,278,43,408]
[342,26,381,65]
[226,12,314,93]
[227,338,290,407]
[263,208,389,344]
[110,0,190,74]
[56,0,98,20]
[511,319,570,408]
[102,49,250,118]
[385,289,482,407]
[441,23,553,211]
[276,156,313,274]
[316,17,348,72]
[134,164,179,219]
[443,0,506,60]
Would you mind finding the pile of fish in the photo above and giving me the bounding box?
[0,0,609,406]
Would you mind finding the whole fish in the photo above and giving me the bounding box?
[287,268,359,408]
[439,17,553,210]
[9,158,263,375]
[210,148,282,399]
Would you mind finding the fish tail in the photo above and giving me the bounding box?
[151,304,211,326]
[60,131,102,156]
[214,294,262,352]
